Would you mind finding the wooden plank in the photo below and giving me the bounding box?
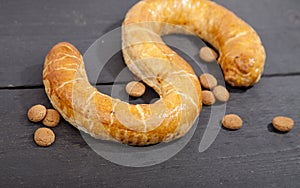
[260,28,300,76]
[0,0,299,87]
[0,0,139,87]
[214,0,300,30]
[0,76,299,187]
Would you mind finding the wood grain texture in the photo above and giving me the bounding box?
[0,0,299,87]
[0,76,299,187]
[0,0,139,87]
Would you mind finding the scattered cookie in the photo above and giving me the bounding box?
[34,127,55,147]
[222,114,243,130]
[126,81,146,97]
[199,46,218,62]
[213,85,230,102]
[202,90,216,106]
[27,104,47,123]
[42,109,60,127]
[199,73,217,89]
[272,116,294,132]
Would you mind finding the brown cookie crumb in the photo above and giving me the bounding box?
[199,47,218,62]
[222,114,243,130]
[202,90,216,106]
[213,85,230,102]
[42,109,60,127]
[27,104,47,123]
[272,116,294,132]
[34,127,55,147]
[126,81,146,97]
[199,73,217,89]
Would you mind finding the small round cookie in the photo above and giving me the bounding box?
[199,73,217,89]
[272,116,294,132]
[222,114,243,130]
[28,104,47,122]
[213,85,230,102]
[126,81,146,97]
[202,90,216,106]
[199,47,218,62]
[42,109,60,127]
[34,127,55,147]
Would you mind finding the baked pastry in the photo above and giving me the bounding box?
[43,0,265,145]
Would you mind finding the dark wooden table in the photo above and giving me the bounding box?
[1,0,299,187]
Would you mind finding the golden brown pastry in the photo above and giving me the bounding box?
[43,42,201,145]
[122,0,266,87]
[43,0,265,145]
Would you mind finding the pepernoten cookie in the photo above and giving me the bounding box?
[126,81,146,97]
[34,127,55,147]
[222,114,243,130]
[199,73,218,90]
[42,109,60,127]
[213,85,230,102]
[199,47,218,62]
[202,90,216,106]
[272,116,294,132]
[27,104,47,122]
